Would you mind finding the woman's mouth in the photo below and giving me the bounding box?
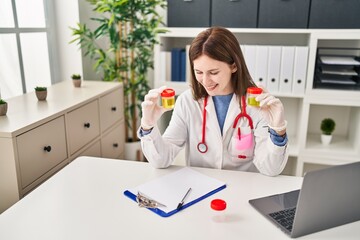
[205,84,218,91]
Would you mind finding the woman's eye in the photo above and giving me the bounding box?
[210,72,219,75]
[195,71,202,75]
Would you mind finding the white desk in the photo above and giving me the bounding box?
[0,157,359,240]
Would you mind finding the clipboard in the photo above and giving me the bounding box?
[123,167,226,217]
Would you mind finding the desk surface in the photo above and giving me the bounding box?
[0,157,359,240]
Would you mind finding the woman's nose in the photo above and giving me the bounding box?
[202,73,210,84]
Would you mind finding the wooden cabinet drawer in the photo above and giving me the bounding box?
[16,116,67,188]
[67,100,100,155]
[99,88,123,131]
[79,141,101,158]
[101,123,124,159]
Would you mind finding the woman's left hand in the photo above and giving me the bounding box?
[255,86,287,134]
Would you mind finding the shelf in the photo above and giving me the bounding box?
[153,28,360,176]
[306,89,360,106]
[305,134,359,159]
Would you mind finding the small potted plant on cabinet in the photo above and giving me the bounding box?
[71,74,82,88]
[0,99,7,116]
[34,86,47,101]
[320,118,336,145]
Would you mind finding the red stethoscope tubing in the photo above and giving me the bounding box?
[197,96,209,153]
[197,95,253,154]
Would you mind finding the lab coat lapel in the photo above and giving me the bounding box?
[205,97,222,138]
[223,94,241,136]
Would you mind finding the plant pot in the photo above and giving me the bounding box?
[0,103,8,116]
[321,134,332,146]
[72,79,81,88]
[36,90,47,101]
[124,141,144,161]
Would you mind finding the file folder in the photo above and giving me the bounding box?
[267,46,282,93]
[243,45,256,80]
[292,46,308,94]
[279,46,295,93]
[171,48,182,82]
[255,45,269,86]
[124,167,226,217]
[160,51,171,82]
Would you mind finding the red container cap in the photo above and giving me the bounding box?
[211,199,227,211]
[247,87,263,94]
[161,88,175,97]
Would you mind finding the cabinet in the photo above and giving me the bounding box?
[0,81,124,213]
[167,0,360,29]
[153,28,360,177]
[258,0,310,28]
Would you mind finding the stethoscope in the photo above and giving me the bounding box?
[197,95,254,153]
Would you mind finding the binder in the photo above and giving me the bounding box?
[255,45,269,86]
[267,46,282,93]
[160,51,171,82]
[243,45,256,80]
[171,48,182,81]
[292,46,308,94]
[279,46,295,93]
[180,49,186,82]
[124,167,226,217]
[185,45,191,82]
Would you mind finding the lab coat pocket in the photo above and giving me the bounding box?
[229,127,254,162]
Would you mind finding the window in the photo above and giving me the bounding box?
[0,0,55,99]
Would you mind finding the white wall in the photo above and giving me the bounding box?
[53,0,83,82]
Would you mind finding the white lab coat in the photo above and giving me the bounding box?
[138,89,289,176]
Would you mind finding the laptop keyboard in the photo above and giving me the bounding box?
[268,207,296,232]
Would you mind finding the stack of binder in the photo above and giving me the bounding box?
[242,45,309,95]
[314,48,360,90]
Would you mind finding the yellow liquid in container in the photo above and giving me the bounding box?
[247,97,260,107]
[162,97,175,109]
[247,87,262,107]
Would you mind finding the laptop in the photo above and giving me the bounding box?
[249,162,360,238]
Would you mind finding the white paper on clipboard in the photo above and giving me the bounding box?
[127,167,226,214]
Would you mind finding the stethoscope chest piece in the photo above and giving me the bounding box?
[197,142,208,153]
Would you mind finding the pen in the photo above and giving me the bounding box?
[177,187,192,210]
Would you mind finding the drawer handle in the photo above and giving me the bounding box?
[84,122,91,128]
[43,146,52,152]
[111,106,117,111]
[113,143,119,148]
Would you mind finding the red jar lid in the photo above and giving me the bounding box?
[161,88,175,97]
[211,199,227,211]
[247,87,263,94]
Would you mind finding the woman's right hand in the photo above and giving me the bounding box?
[141,86,170,130]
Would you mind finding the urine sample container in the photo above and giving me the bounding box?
[247,87,263,107]
[211,199,227,222]
[161,88,175,109]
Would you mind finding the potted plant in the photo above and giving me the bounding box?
[320,118,336,145]
[70,0,167,160]
[0,99,7,116]
[35,86,47,101]
[71,74,82,87]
